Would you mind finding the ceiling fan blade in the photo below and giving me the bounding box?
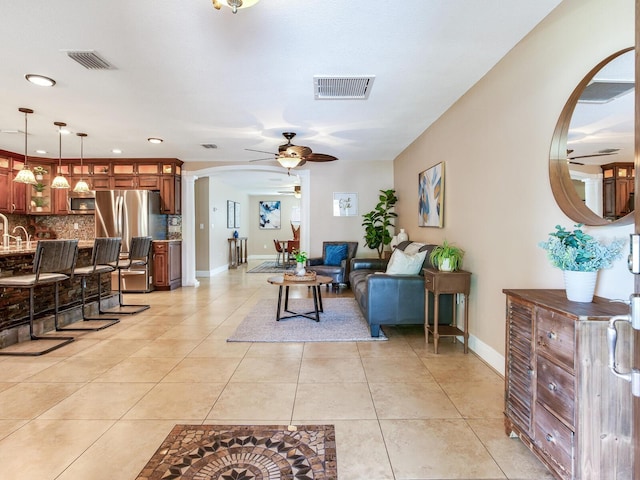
[568,160,585,166]
[568,152,618,160]
[245,148,277,155]
[249,157,276,162]
[305,153,338,162]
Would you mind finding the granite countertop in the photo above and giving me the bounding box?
[0,240,95,257]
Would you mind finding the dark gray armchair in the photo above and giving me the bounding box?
[306,241,358,290]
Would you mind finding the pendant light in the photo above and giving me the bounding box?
[13,107,37,185]
[73,133,90,193]
[51,121,70,189]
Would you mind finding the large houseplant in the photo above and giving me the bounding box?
[362,189,398,259]
[429,240,464,271]
[539,224,624,302]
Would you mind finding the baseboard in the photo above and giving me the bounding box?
[464,333,505,376]
[196,264,229,278]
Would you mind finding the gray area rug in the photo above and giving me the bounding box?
[247,261,294,273]
[228,297,387,342]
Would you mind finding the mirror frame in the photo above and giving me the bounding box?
[549,46,634,226]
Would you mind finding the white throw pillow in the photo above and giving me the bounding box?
[385,248,427,275]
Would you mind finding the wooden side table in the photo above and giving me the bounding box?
[423,268,471,353]
[227,237,248,269]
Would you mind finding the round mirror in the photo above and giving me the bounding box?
[549,47,634,226]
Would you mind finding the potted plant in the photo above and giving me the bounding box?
[32,196,47,212]
[293,250,308,276]
[32,183,46,196]
[362,189,398,259]
[32,166,47,181]
[429,240,465,272]
[539,224,624,302]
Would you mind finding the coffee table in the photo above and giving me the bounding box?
[267,275,333,322]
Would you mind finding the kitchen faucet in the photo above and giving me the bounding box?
[0,213,8,249]
[13,226,31,249]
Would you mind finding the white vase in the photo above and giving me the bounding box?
[563,270,598,302]
[397,229,409,243]
[295,262,306,276]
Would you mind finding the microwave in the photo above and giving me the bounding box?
[69,192,95,213]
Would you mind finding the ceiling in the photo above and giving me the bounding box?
[0,0,562,194]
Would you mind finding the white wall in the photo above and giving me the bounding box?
[393,0,635,369]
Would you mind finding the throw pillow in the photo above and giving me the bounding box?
[385,248,428,275]
[325,243,348,266]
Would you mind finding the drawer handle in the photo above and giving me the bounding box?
[547,331,557,340]
[548,382,557,392]
[545,433,555,443]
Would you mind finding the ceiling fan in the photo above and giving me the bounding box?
[246,132,338,174]
[277,185,302,197]
[566,148,619,165]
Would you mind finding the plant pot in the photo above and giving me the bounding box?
[35,206,43,212]
[295,262,306,276]
[439,258,454,272]
[35,191,43,197]
[563,270,598,302]
[35,174,43,181]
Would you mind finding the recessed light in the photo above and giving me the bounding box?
[147,137,163,144]
[35,149,47,154]
[112,148,122,154]
[25,74,56,87]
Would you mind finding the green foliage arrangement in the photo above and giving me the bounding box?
[538,224,624,272]
[362,189,398,259]
[293,250,308,264]
[429,240,465,271]
[32,183,46,193]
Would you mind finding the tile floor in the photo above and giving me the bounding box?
[0,261,554,480]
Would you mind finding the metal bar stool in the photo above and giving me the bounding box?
[58,237,122,331]
[104,236,152,315]
[0,239,78,356]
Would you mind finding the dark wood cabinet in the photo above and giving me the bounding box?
[153,240,182,290]
[161,174,181,214]
[602,162,634,219]
[503,289,633,480]
[0,154,31,214]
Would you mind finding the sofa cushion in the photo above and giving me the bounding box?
[325,243,348,266]
[385,248,428,275]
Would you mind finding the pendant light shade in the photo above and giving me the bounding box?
[73,133,90,193]
[51,121,70,189]
[13,107,37,185]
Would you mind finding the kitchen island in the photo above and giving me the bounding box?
[0,240,116,347]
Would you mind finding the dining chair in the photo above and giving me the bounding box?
[273,239,284,266]
[0,239,78,356]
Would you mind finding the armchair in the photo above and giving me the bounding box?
[306,241,358,290]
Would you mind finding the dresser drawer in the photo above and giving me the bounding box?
[536,356,575,427]
[536,309,575,371]
[534,403,573,479]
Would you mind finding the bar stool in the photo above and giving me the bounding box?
[58,237,122,331]
[104,236,152,315]
[0,239,78,356]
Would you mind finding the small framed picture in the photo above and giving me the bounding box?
[333,192,358,216]
[227,200,235,229]
[234,202,240,228]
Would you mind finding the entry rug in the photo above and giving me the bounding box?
[228,298,387,342]
[135,424,337,480]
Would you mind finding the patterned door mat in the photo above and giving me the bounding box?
[136,424,337,480]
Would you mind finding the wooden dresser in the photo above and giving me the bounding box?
[503,289,633,480]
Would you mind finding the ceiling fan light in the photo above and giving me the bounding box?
[277,156,302,169]
[215,0,259,13]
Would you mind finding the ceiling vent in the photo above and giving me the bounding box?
[201,143,218,149]
[64,50,115,70]
[578,80,634,104]
[313,75,375,100]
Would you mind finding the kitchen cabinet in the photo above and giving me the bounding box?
[161,174,181,214]
[503,289,633,480]
[602,162,634,220]
[153,240,182,290]
[0,154,30,214]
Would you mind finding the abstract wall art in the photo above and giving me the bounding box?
[259,200,281,229]
[418,162,444,228]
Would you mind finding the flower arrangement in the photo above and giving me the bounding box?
[293,250,308,264]
[538,224,624,272]
[32,166,48,175]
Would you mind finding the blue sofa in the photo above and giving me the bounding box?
[349,241,454,337]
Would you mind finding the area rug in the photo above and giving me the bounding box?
[247,261,294,273]
[135,424,336,480]
[228,298,386,342]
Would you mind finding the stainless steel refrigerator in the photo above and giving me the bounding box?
[95,190,166,292]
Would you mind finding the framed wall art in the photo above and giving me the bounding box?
[333,192,358,217]
[259,200,281,229]
[418,162,444,228]
[234,202,241,228]
[227,200,235,229]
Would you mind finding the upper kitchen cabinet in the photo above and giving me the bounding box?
[0,152,31,214]
[160,161,181,214]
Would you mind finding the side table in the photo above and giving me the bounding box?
[227,237,248,269]
[423,268,471,353]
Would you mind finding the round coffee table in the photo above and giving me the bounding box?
[267,274,333,322]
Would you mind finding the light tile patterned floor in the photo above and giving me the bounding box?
[0,261,554,480]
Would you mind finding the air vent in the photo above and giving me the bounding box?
[201,143,218,149]
[313,75,375,100]
[578,80,634,104]
[64,50,115,70]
